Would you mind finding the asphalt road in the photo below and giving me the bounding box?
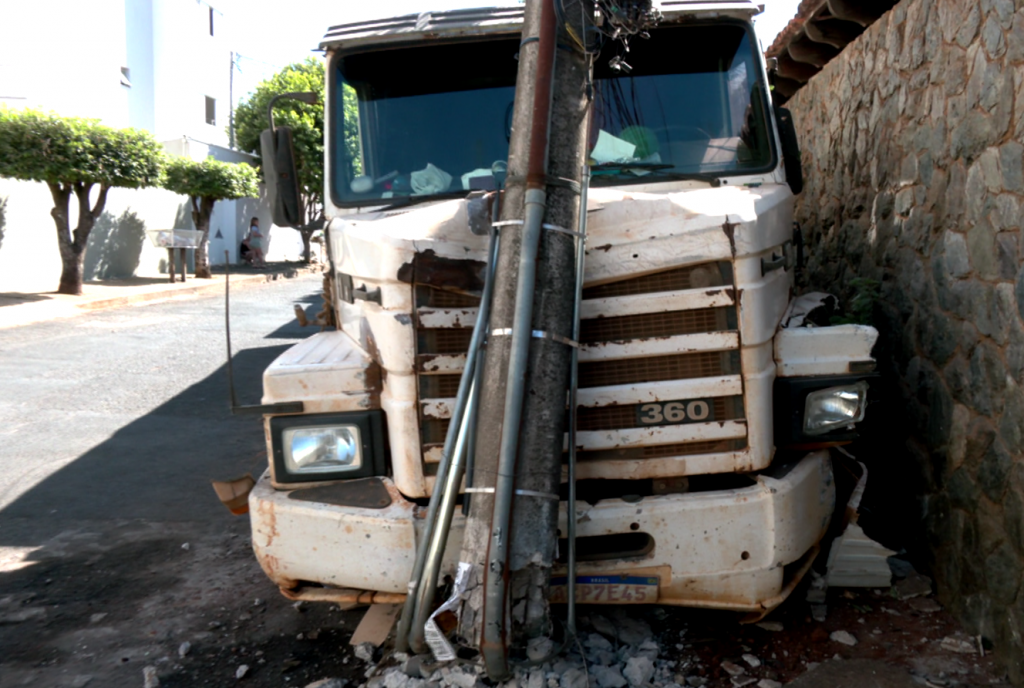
[0,273,373,688]
[0,274,320,529]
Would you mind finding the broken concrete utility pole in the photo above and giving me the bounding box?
[457,0,593,679]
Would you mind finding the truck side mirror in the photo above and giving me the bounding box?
[259,127,304,227]
[774,106,803,195]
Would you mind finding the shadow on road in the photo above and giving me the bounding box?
[0,291,328,548]
[0,345,288,547]
[0,292,52,307]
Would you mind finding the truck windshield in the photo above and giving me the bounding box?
[331,22,773,205]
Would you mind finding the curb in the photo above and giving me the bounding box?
[77,271,301,311]
[0,266,320,330]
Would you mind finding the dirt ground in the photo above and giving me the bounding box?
[0,513,1014,688]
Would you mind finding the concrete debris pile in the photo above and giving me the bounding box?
[345,612,786,688]
[359,614,702,688]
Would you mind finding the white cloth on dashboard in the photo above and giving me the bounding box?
[411,163,453,195]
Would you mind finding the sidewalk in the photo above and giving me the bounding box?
[0,262,320,330]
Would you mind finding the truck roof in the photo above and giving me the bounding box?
[320,1,762,52]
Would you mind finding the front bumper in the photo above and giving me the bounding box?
[250,450,834,613]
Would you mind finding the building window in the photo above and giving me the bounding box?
[205,96,216,125]
[209,7,214,36]
[120,66,132,87]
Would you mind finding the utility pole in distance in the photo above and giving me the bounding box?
[458,0,592,678]
[229,51,236,149]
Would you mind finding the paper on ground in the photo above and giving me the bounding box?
[424,561,471,661]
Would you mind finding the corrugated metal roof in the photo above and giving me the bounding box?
[320,1,762,51]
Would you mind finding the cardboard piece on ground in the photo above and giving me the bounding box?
[349,604,401,647]
[825,522,897,587]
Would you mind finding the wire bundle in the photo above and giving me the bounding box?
[556,0,662,71]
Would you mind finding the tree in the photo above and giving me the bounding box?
[0,108,163,295]
[162,157,259,279]
[233,57,329,263]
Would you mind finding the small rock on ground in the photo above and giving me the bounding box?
[354,642,376,663]
[894,573,932,600]
[561,667,588,688]
[829,630,857,646]
[143,666,160,688]
[591,665,628,688]
[939,636,976,654]
[623,656,655,686]
[908,598,942,613]
[721,661,746,677]
[305,680,348,688]
[528,637,555,662]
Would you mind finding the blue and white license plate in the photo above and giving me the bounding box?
[549,575,659,604]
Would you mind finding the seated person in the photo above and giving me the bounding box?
[240,237,254,265]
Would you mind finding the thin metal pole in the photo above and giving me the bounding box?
[397,214,502,654]
[224,250,239,410]
[464,196,502,518]
[566,163,590,636]
[229,51,236,149]
[408,379,478,651]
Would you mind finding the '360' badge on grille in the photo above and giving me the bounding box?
[636,399,713,426]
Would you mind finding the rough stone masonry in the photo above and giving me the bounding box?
[785,0,1024,682]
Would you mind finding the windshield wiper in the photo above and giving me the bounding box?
[591,162,675,171]
[376,191,466,212]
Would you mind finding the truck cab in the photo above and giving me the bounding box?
[249,2,878,618]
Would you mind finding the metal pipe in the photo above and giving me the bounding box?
[396,202,502,653]
[408,379,477,651]
[462,338,486,517]
[464,191,502,518]
[482,189,545,679]
[224,250,238,411]
[566,162,591,637]
[482,0,558,678]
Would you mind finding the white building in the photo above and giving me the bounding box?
[0,0,301,293]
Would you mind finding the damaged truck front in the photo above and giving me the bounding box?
[247,2,879,624]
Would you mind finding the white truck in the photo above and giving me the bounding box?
[247,0,878,629]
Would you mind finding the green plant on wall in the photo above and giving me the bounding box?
[831,277,881,326]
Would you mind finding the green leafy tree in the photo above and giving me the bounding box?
[162,157,259,278]
[0,108,163,295]
[233,57,332,263]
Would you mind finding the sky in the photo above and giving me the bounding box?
[230,0,803,102]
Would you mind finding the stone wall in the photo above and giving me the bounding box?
[785,0,1024,681]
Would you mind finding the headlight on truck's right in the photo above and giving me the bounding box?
[270,411,386,484]
[773,374,876,447]
[803,381,869,436]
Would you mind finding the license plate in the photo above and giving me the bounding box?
[549,575,659,604]
[635,399,714,426]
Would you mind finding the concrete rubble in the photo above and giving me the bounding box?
[829,631,858,647]
[345,612,793,688]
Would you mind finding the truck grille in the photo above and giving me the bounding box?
[414,261,748,477]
